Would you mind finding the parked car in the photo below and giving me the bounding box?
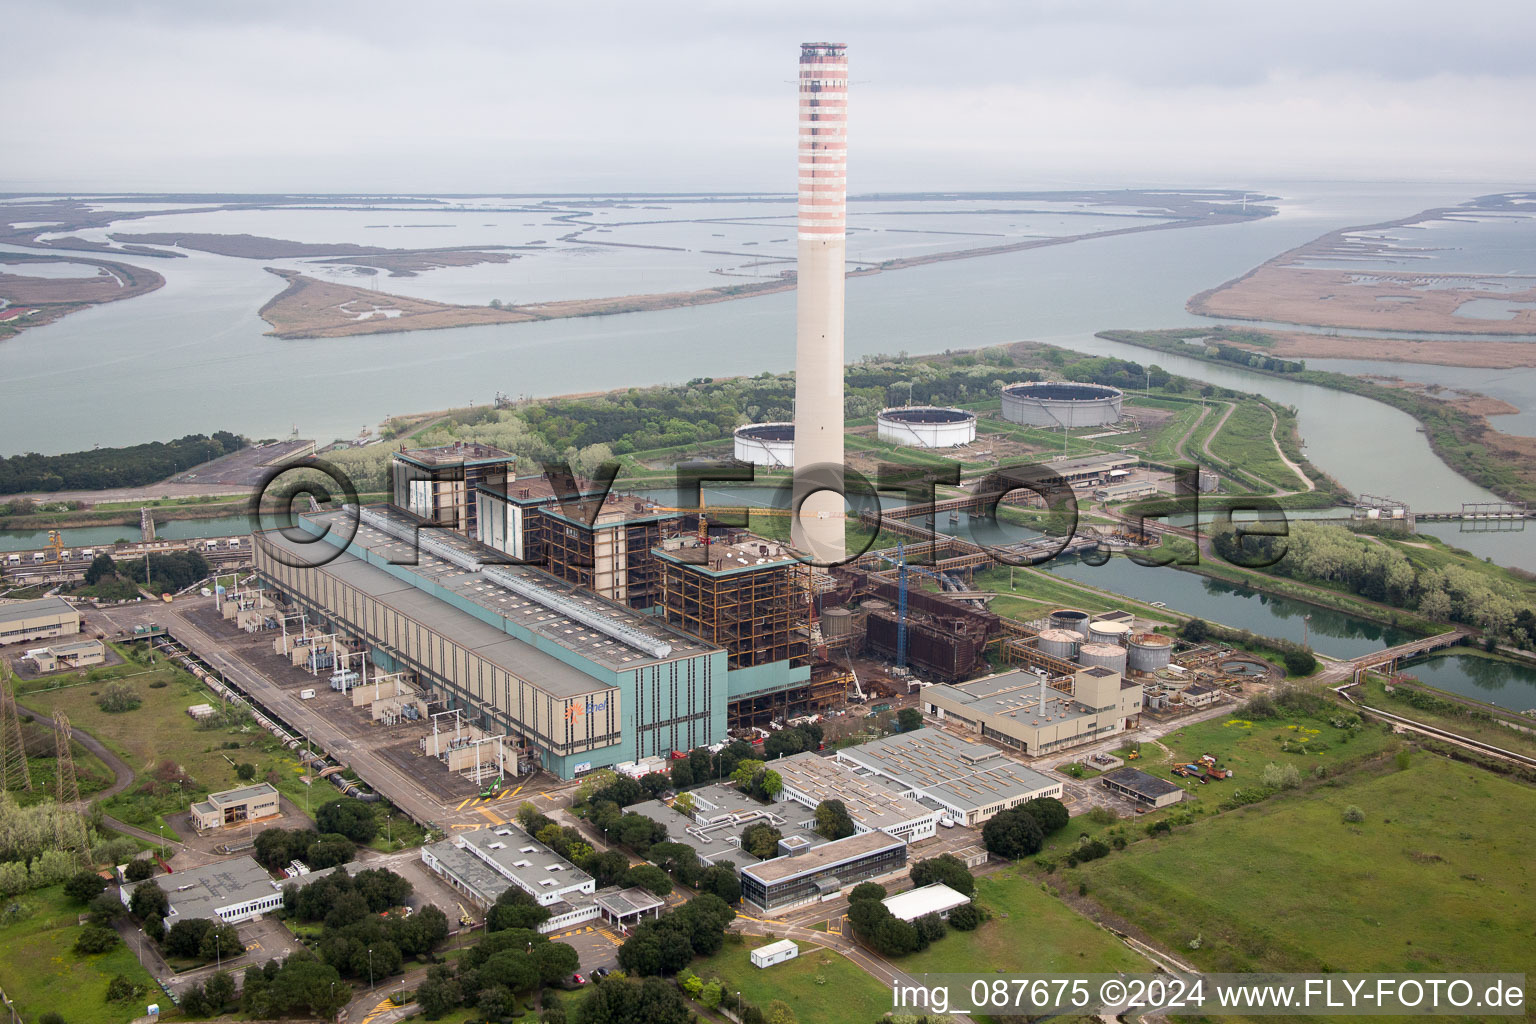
[571,974,586,986]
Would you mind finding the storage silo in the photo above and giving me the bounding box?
[1088,620,1132,645]
[1048,609,1090,636]
[1036,628,1083,660]
[1078,643,1128,675]
[823,607,854,638]
[1126,632,1174,673]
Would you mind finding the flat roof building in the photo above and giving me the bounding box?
[0,597,80,646]
[1099,766,1184,808]
[1037,453,1138,485]
[740,829,907,914]
[24,637,104,672]
[771,751,940,843]
[882,882,972,922]
[190,782,281,832]
[119,856,283,923]
[835,727,1061,828]
[630,786,822,873]
[421,824,603,933]
[923,667,1142,757]
[1093,481,1159,502]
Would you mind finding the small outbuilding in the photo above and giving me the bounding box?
[1099,766,1184,808]
[750,938,800,969]
[881,882,972,922]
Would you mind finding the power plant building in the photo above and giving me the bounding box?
[541,493,680,610]
[923,667,1143,757]
[0,596,81,646]
[253,503,729,779]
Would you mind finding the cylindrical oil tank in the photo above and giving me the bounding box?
[1036,628,1083,660]
[1154,667,1190,690]
[1048,609,1090,635]
[1088,619,1132,645]
[1078,642,1128,674]
[822,607,854,638]
[1126,632,1174,673]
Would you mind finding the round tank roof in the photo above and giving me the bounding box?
[1128,632,1173,647]
[1038,628,1084,643]
[1003,381,1124,402]
[877,406,976,424]
[734,422,795,442]
[1079,643,1127,656]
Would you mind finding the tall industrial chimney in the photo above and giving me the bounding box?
[791,42,848,565]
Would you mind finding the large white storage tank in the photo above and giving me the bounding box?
[876,407,977,448]
[1001,381,1124,428]
[1036,628,1083,660]
[1088,620,1132,645]
[1078,643,1128,675]
[1126,632,1174,673]
[733,423,795,467]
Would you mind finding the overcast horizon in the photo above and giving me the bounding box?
[5,0,1534,194]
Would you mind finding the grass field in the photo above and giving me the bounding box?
[0,884,163,1024]
[15,644,300,831]
[898,867,1146,977]
[973,566,1180,625]
[1136,703,1402,805]
[688,933,893,1024]
[1075,754,1536,977]
[1357,673,1536,759]
[1207,402,1304,493]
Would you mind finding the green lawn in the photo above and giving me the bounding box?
[898,867,1146,976]
[1207,402,1304,492]
[16,644,304,831]
[1075,754,1536,977]
[689,933,893,1024]
[1137,703,1401,805]
[0,885,164,1024]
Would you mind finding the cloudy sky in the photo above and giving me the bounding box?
[5,0,1533,193]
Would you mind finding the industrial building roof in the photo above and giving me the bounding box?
[0,596,76,623]
[882,882,972,922]
[458,823,594,892]
[629,791,822,873]
[741,829,905,885]
[836,727,1058,813]
[1100,767,1184,801]
[43,639,102,655]
[772,752,935,833]
[1039,453,1138,475]
[929,668,1136,730]
[424,839,514,904]
[653,533,800,577]
[206,783,278,807]
[122,856,281,921]
[299,507,718,670]
[397,442,514,467]
[594,886,666,919]
[540,491,680,529]
[258,529,613,698]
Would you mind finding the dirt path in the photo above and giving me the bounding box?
[1268,405,1315,493]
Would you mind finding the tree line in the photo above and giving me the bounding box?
[0,432,246,494]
